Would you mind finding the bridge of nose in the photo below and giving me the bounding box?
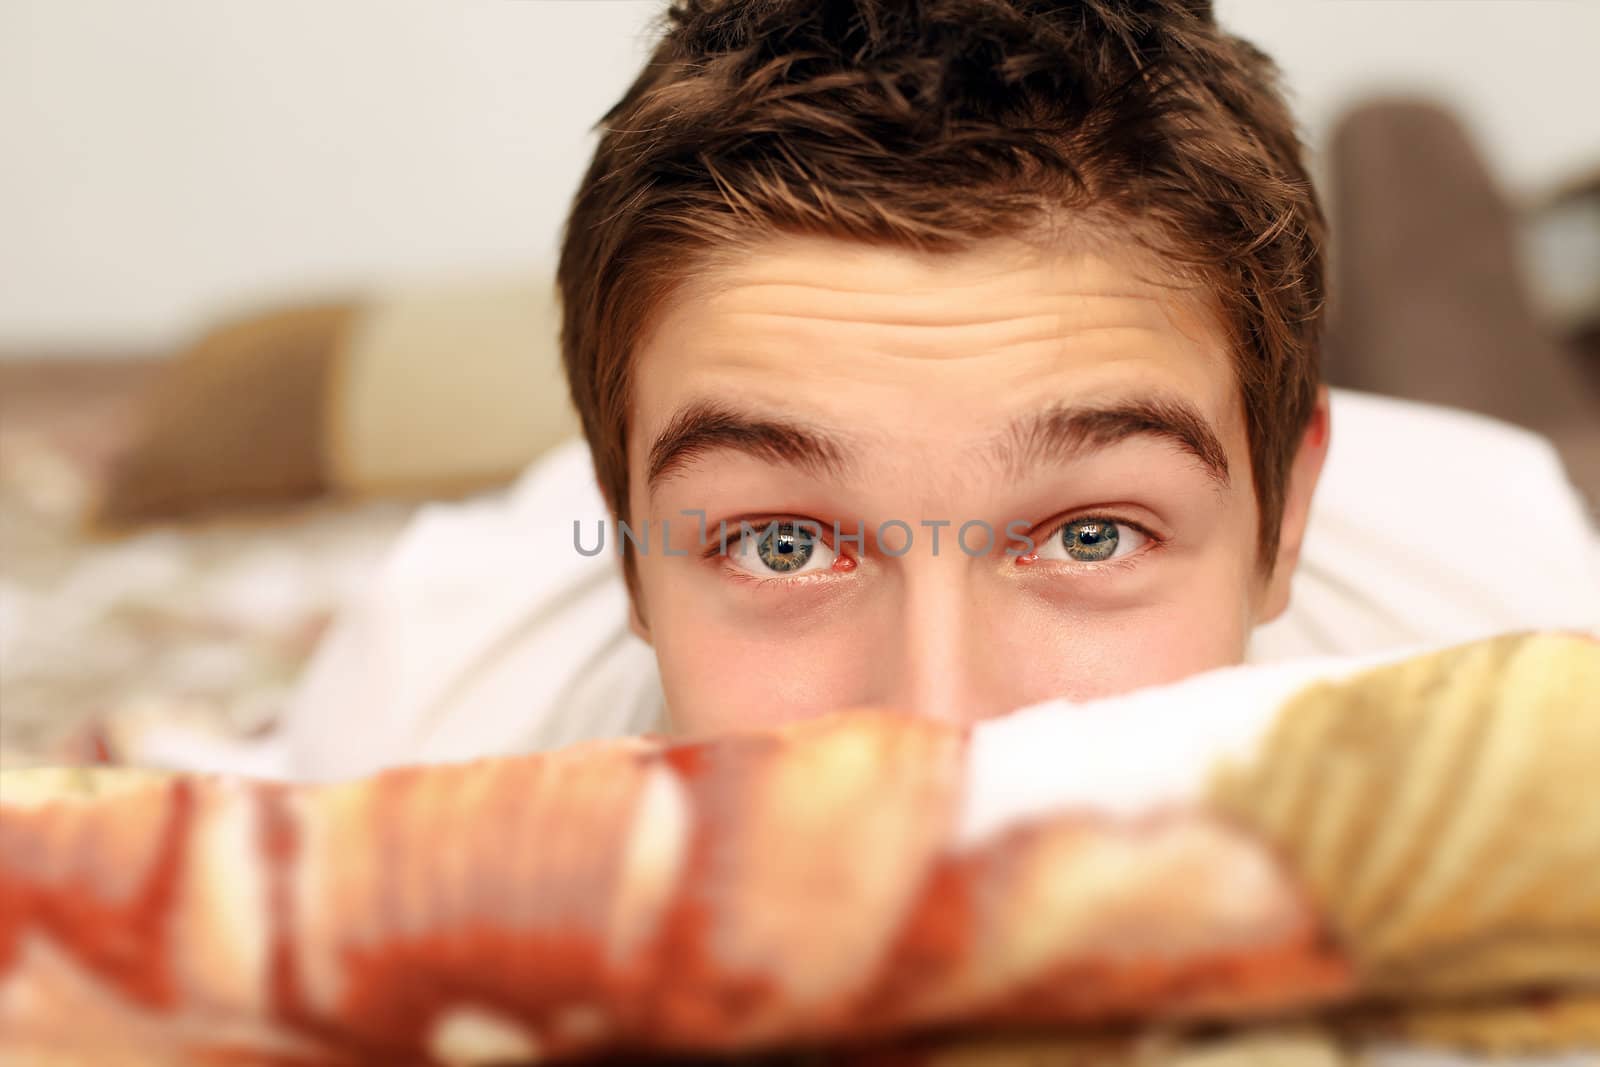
[867,560,1023,726]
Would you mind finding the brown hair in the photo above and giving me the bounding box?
[557,0,1325,582]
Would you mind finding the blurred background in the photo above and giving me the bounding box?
[2,0,1597,765]
[2,0,1597,349]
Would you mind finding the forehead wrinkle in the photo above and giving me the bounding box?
[711,294,1171,331]
[995,398,1232,487]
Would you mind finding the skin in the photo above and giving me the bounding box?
[624,231,1330,735]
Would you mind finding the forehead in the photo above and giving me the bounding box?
[629,232,1242,489]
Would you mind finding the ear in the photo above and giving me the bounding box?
[620,544,653,645]
[604,462,653,645]
[1256,386,1331,624]
[627,592,652,645]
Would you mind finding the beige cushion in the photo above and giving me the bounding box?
[93,276,578,527]
[93,302,350,527]
[328,278,578,497]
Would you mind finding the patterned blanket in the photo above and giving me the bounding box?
[3,632,1597,1065]
[0,362,413,770]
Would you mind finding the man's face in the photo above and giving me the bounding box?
[625,232,1324,735]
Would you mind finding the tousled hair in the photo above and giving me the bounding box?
[557,0,1325,587]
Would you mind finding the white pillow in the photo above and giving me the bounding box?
[1249,390,1600,661]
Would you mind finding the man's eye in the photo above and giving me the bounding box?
[728,521,837,577]
[1038,517,1148,563]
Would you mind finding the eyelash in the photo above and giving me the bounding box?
[1028,512,1166,571]
[697,518,851,591]
[699,518,857,594]
[696,517,847,560]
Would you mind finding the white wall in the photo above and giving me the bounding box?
[1216,0,1600,191]
[2,0,1596,350]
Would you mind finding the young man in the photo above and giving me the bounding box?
[558,0,1328,733]
[281,0,1598,775]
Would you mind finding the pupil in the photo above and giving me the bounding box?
[758,523,814,572]
[1063,519,1118,561]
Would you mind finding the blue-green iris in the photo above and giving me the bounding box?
[756,522,815,572]
[1061,518,1119,562]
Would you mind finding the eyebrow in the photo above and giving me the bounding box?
[645,394,1229,496]
[999,398,1231,486]
[647,400,852,494]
